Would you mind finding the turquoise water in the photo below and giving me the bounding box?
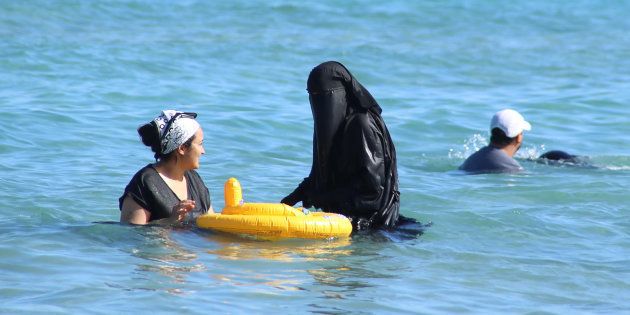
[2,1,629,313]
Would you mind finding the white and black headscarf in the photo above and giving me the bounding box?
[153,110,200,155]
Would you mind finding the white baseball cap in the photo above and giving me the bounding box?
[490,109,531,138]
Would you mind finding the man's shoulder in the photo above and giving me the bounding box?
[459,146,521,173]
[462,146,495,161]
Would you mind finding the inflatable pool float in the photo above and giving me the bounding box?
[196,178,353,239]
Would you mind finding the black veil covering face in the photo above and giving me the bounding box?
[282,61,401,230]
[307,66,348,193]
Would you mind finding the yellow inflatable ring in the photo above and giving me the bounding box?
[196,178,353,239]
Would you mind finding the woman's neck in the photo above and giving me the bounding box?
[155,160,186,181]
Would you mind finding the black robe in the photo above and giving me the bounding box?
[282,61,400,230]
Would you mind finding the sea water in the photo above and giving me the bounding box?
[1,1,629,314]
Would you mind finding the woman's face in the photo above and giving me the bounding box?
[182,128,205,169]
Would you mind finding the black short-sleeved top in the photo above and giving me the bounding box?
[119,164,211,221]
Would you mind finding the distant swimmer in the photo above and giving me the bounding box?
[459,109,532,174]
[537,150,593,167]
[539,150,578,163]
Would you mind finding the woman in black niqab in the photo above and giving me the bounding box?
[281,61,401,230]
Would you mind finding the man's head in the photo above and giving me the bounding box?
[489,109,531,151]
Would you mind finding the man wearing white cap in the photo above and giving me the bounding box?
[459,109,532,174]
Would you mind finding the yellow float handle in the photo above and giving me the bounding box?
[224,177,243,207]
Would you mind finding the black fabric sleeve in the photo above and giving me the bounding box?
[317,113,386,216]
[119,172,150,212]
[118,165,174,221]
[282,175,314,206]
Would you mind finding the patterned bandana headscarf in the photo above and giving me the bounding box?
[152,110,200,155]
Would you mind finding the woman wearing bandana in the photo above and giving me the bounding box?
[119,110,213,225]
[281,61,402,230]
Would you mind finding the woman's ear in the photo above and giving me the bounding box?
[176,144,187,156]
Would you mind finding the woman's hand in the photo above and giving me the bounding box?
[171,200,196,222]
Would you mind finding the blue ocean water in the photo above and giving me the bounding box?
[1,1,629,313]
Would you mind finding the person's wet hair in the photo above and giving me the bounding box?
[538,150,581,165]
[490,127,516,148]
[539,150,575,161]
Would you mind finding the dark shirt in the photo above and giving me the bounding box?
[119,164,211,221]
[459,146,522,174]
